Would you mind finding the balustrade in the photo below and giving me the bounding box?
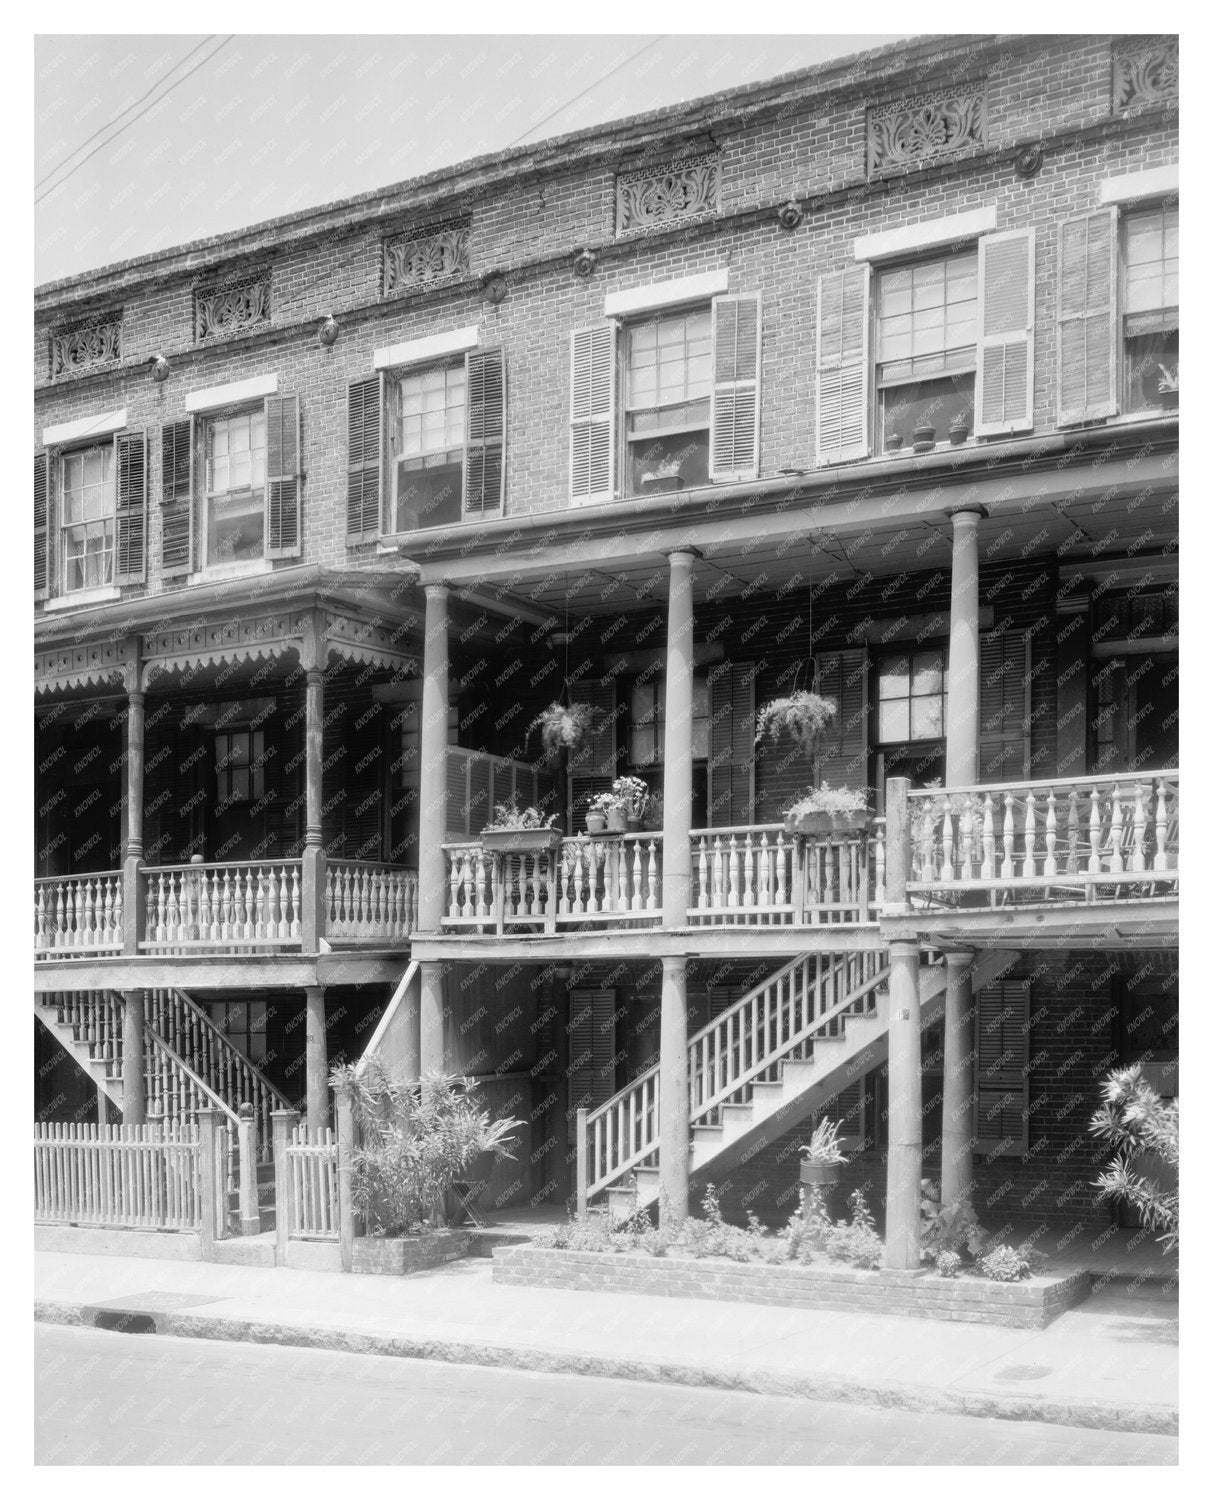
[34,873,123,956]
[141,861,303,952]
[325,862,418,945]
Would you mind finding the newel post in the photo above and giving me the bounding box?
[196,1107,220,1260]
[335,1086,356,1273]
[236,1102,260,1235]
[271,1109,298,1266]
[884,777,913,913]
[576,1108,588,1219]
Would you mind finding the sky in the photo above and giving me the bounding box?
[34,33,914,285]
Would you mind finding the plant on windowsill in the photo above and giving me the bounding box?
[912,423,936,453]
[480,795,562,853]
[783,782,872,837]
[640,458,684,495]
[529,701,596,758]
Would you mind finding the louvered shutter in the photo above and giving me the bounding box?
[464,348,506,517]
[707,660,756,826]
[113,431,147,584]
[1057,209,1118,425]
[467,753,493,837]
[975,229,1035,436]
[979,628,1030,781]
[34,452,49,599]
[818,1077,869,1149]
[709,293,761,481]
[568,677,618,830]
[265,393,301,558]
[160,418,194,578]
[346,376,381,542]
[813,649,869,792]
[975,980,1030,1155]
[569,325,615,502]
[445,746,471,840]
[816,264,871,464]
[568,988,617,1139]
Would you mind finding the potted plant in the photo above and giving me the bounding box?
[529,701,596,758]
[948,414,969,446]
[480,796,562,853]
[611,776,652,832]
[640,458,683,494]
[799,1117,847,1210]
[783,782,872,837]
[754,690,838,760]
[912,422,936,453]
[585,791,621,834]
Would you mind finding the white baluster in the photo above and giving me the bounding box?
[1066,789,1080,874]
[646,839,658,912]
[1001,795,1015,881]
[1044,790,1057,878]
[1023,791,1037,880]
[940,797,954,882]
[1108,784,1125,873]
[1087,787,1103,875]
[727,835,740,911]
[981,795,995,881]
[959,795,974,881]
[1153,780,1170,872]
[1131,783,1147,873]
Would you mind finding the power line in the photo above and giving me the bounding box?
[36,35,218,190]
[35,36,234,206]
[505,35,667,149]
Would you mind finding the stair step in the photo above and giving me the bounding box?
[691,1123,724,1142]
[720,1103,754,1123]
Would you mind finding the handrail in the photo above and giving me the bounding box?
[144,858,304,874]
[165,987,290,1112]
[905,768,1180,799]
[145,1026,238,1126]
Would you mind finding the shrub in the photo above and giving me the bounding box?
[920,1181,989,1264]
[978,1244,1032,1282]
[936,1250,962,1279]
[1090,1064,1179,1254]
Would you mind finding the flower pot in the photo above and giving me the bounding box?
[800,1160,843,1188]
[585,812,607,835]
[625,816,644,833]
[949,421,969,446]
[641,474,683,494]
[606,807,627,834]
[912,424,936,453]
[481,827,563,855]
[885,432,903,452]
[784,810,871,837]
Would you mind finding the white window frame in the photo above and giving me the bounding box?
[621,302,713,498]
[202,406,268,570]
[1118,198,1179,418]
[58,442,117,596]
[383,359,468,536]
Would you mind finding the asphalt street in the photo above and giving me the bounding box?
[35,1324,1177,1466]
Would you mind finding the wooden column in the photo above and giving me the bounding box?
[884,776,912,913]
[418,584,450,934]
[271,1109,298,1267]
[658,955,691,1223]
[661,549,697,927]
[123,681,146,956]
[197,1107,220,1260]
[335,1087,356,1273]
[237,1101,260,1235]
[884,940,923,1270]
[305,985,328,1132]
[419,961,448,1080]
[121,990,146,1125]
[941,952,976,1210]
[302,660,327,952]
[945,508,982,787]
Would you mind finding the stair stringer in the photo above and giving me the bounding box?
[34,991,124,1112]
[632,949,1020,1211]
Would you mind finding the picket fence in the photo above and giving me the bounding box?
[34,1121,203,1230]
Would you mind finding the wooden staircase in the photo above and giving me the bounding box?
[581,948,1018,1212]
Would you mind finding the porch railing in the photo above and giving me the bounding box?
[35,873,123,956]
[140,860,304,953]
[689,823,883,926]
[905,771,1179,906]
[325,861,418,945]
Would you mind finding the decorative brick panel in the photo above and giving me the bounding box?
[383,222,471,295]
[49,315,122,379]
[867,86,986,175]
[615,154,720,235]
[194,272,272,341]
[1112,37,1178,114]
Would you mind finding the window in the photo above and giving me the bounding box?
[624,309,712,494]
[877,649,948,742]
[215,729,265,806]
[387,363,466,532]
[629,674,711,765]
[205,409,266,565]
[206,1001,268,1066]
[1122,203,1178,413]
[876,251,977,452]
[59,445,115,592]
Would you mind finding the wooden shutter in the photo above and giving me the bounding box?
[265,393,301,559]
[815,264,870,464]
[813,648,869,792]
[569,325,615,502]
[974,981,1030,1155]
[567,677,618,830]
[975,228,1035,436]
[34,452,49,599]
[160,418,194,578]
[709,293,761,481]
[346,376,381,542]
[464,348,506,517]
[113,431,147,584]
[818,1077,870,1150]
[568,988,617,1138]
[979,628,1030,781]
[1057,209,1118,425]
[707,660,756,826]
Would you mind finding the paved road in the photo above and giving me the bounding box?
[35,1324,1176,1466]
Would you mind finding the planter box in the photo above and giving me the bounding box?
[641,475,684,494]
[492,1247,1091,1329]
[352,1229,472,1276]
[481,828,562,855]
[784,811,871,837]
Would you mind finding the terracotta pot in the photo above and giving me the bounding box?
[800,1159,843,1188]
[912,424,936,453]
[606,807,627,833]
[949,421,969,445]
[585,812,607,834]
[626,815,644,833]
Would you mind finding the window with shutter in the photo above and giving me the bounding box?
[816,264,870,464]
[974,980,1030,1155]
[386,362,466,532]
[346,376,381,542]
[59,442,116,594]
[34,452,49,599]
[1121,202,1178,414]
[568,988,618,1139]
[707,661,756,826]
[813,649,869,791]
[979,628,1030,781]
[569,325,616,501]
[622,308,710,495]
[204,407,266,565]
[160,417,194,578]
[1057,209,1118,424]
[464,348,505,517]
[709,293,761,482]
[875,251,976,452]
[114,432,147,584]
[974,228,1035,435]
[265,393,301,559]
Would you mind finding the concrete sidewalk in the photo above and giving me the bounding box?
[35,1250,1177,1436]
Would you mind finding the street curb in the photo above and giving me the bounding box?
[35,1300,1178,1437]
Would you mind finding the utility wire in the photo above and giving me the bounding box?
[36,36,234,206]
[36,35,218,190]
[505,35,667,149]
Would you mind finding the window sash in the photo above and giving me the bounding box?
[206,410,267,496]
[624,309,713,417]
[59,445,116,592]
[391,365,467,461]
[876,252,978,371]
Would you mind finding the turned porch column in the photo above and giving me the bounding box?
[884,940,923,1270]
[301,652,327,952]
[941,951,977,1209]
[945,507,982,787]
[305,984,328,1132]
[121,990,147,1125]
[418,584,450,934]
[122,661,146,957]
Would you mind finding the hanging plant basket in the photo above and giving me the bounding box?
[529,702,596,757]
[753,691,838,758]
